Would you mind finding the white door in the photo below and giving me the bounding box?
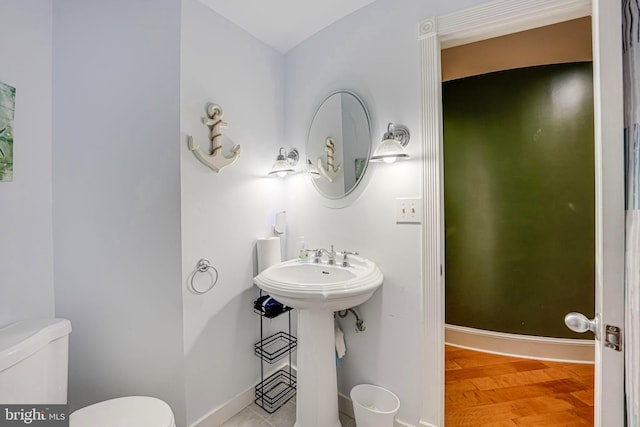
[419,1,625,426]
[579,1,625,425]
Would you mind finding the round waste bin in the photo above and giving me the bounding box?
[350,384,400,427]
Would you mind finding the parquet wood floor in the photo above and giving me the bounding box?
[445,345,594,426]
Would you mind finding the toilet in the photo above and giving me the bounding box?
[0,318,175,427]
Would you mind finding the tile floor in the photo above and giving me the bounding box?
[220,398,356,427]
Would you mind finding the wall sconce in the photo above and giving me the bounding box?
[268,148,299,177]
[370,122,410,164]
[306,159,321,179]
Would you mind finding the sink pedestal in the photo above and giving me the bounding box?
[294,308,341,427]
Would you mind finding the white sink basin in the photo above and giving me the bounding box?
[253,255,383,427]
[254,256,383,311]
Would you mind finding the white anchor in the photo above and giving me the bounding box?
[187,103,240,173]
[317,137,342,182]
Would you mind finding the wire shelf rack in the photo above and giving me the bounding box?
[254,331,297,364]
[254,369,297,414]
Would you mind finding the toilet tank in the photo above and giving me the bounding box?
[0,318,71,404]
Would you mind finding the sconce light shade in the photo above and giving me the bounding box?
[370,122,410,164]
[268,148,299,177]
[306,159,321,179]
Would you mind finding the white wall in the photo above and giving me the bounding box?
[0,0,54,326]
[52,0,186,424]
[180,0,286,424]
[1,0,529,425]
[283,0,487,423]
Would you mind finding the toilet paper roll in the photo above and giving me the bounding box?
[257,237,282,273]
[335,325,346,359]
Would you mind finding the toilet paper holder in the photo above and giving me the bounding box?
[189,258,219,294]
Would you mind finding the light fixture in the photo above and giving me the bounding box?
[370,122,411,164]
[268,148,299,177]
[306,159,321,179]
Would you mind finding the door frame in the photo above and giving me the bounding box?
[417,0,625,426]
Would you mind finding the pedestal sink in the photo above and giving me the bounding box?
[254,255,383,427]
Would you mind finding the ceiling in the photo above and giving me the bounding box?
[198,0,377,53]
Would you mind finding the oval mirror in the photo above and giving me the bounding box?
[306,90,372,199]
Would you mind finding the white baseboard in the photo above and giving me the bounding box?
[191,385,254,427]
[445,324,594,363]
[339,391,415,427]
[338,392,354,418]
[195,367,416,427]
[191,363,294,427]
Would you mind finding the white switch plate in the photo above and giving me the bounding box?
[396,197,422,223]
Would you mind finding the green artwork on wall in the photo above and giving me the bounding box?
[0,81,16,182]
[443,62,595,339]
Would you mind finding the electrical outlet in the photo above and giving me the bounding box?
[396,197,422,224]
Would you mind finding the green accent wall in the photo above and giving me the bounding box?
[443,63,595,339]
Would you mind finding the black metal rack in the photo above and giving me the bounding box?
[254,331,297,363]
[254,292,297,413]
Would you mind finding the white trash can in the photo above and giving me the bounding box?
[350,384,400,427]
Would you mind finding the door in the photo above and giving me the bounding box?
[419,1,625,425]
[579,1,625,425]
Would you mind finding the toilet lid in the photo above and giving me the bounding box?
[70,396,175,427]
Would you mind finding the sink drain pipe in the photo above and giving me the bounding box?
[336,308,366,332]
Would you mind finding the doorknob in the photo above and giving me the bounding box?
[564,312,600,339]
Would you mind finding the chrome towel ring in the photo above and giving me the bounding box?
[189,258,219,294]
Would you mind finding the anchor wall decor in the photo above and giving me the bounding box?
[187,103,240,173]
[317,137,342,182]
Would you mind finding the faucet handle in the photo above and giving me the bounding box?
[327,245,337,265]
[341,250,359,267]
[309,248,323,263]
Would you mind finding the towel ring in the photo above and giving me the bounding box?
[189,258,219,294]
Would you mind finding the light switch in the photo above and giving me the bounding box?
[396,198,422,223]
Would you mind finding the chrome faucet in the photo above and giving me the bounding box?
[313,245,337,265]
